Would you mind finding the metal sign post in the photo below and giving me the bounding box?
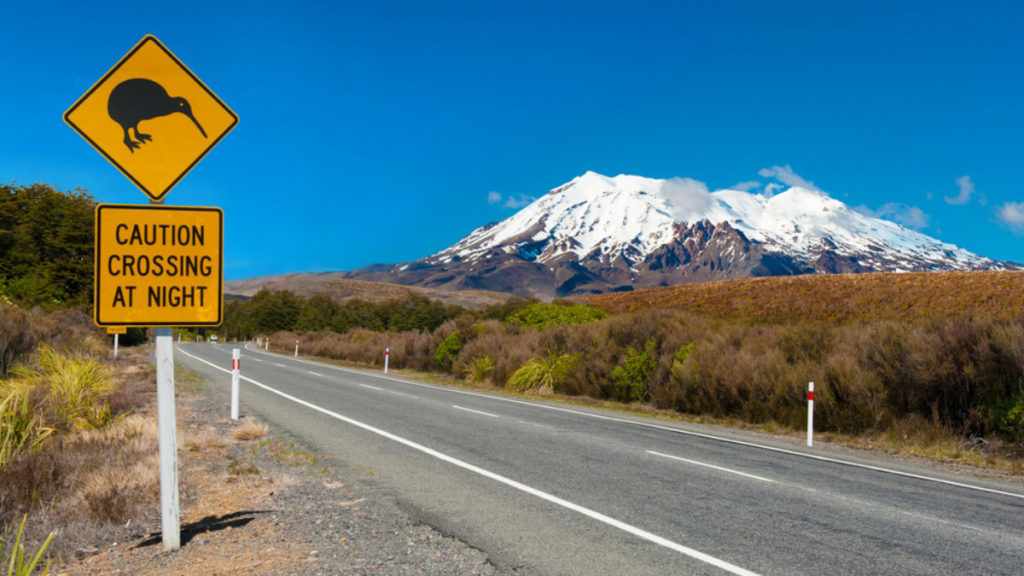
[154,326,179,550]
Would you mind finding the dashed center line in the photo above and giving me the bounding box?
[308,371,324,377]
[647,450,776,483]
[360,384,384,391]
[452,405,499,418]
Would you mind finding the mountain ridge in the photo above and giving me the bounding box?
[343,172,1016,298]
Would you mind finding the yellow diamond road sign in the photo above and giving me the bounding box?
[95,204,223,327]
[65,35,237,203]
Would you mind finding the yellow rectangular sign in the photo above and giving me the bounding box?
[95,204,223,327]
[106,326,128,334]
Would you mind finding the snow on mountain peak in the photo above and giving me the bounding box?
[431,171,999,272]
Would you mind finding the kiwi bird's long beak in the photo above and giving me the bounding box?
[187,111,207,138]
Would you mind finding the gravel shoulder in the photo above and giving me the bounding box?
[54,362,504,576]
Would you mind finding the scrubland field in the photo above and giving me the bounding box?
[252,271,1024,472]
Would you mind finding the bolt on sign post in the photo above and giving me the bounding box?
[66,35,236,553]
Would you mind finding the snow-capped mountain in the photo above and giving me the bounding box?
[346,172,1013,298]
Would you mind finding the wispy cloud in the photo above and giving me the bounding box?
[757,165,821,192]
[661,177,713,222]
[872,202,931,230]
[729,180,762,192]
[996,202,1024,235]
[945,175,986,205]
[487,191,535,209]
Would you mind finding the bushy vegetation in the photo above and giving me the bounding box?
[270,293,1024,457]
[222,290,467,339]
[0,184,96,308]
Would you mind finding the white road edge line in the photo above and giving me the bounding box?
[234,344,1024,501]
[179,346,760,576]
[647,450,776,483]
[452,405,500,418]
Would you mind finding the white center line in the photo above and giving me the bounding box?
[275,363,285,367]
[647,450,777,483]
[308,371,324,377]
[452,405,499,418]
[360,384,384,391]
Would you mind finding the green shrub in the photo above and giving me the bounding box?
[611,339,657,403]
[467,356,495,383]
[506,302,608,330]
[12,346,114,431]
[507,352,578,393]
[434,331,464,372]
[979,385,1024,441]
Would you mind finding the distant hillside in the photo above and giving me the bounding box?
[585,271,1024,323]
[224,273,513,309]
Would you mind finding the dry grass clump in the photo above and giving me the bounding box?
[231,418,268,441]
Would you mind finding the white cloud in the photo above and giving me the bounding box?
[503,193,535,209]
[661,177,713,222]
[873,202,930,230]
[757,164,821,192]
[763,182,783,197]
[487,191,535,209]
[729,180,762,192]
[945,175,975,205]
[996,202,1024,235]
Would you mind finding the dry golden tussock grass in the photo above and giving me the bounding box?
[231,419,269,441]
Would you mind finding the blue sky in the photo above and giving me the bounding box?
[2,1,1022,279]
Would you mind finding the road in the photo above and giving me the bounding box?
[175,342,1024,576]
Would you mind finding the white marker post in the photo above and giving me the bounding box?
[807,382,814,447]
[384,347,390,374]
[294,340,299,357]
[265,339,269,351]
[231,349,240,420]
[113,333,119,359]
[155,327,180,550]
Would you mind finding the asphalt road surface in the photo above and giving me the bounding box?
[175,342,1024,576]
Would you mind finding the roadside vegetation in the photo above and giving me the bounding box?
[238,273,1024,470]
[0,303,162,569]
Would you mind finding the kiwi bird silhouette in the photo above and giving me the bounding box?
[107,78,207,153]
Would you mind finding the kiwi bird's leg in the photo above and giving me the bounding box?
[123,126,141,152]
[133,126,152,144]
